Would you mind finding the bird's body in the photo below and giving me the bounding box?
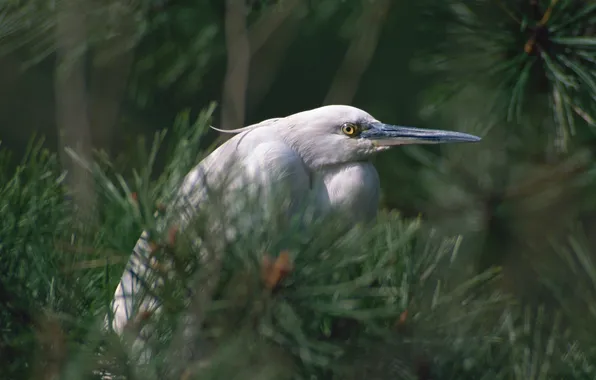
[177,106,383,228]
[108,105,481,354]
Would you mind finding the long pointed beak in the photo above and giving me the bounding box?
[361,122,481,146]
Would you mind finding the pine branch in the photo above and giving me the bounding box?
[418,0,596,151]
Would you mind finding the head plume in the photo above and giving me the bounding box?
[209,118,283,134]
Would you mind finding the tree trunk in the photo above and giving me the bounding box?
[89,50,134,154]
[54,0,96,221]
[88,0,137,154]
[220,0,250,132]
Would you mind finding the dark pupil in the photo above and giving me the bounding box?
[346,126,353,133]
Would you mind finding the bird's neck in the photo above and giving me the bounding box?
[316,160,370,172]
[311,161,371,182]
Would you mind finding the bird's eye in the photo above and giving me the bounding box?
[341,123,360,137]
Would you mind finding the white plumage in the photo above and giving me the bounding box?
[107,104,481,365]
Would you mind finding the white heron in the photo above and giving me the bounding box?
[107,105,481,371]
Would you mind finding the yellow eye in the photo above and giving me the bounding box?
[341,123,360,137]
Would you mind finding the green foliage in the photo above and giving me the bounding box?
[3,0,596,378]
[0,104,214,379]
[2,104,596,379]
[126,0,360,107]
[0,0,147,69]
[70,102,508,378]
[127,1,223,106]
[0,138,73,378]
[533,228,596,379]
[418,0,596,151]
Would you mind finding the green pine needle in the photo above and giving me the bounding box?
[418,0,596,151]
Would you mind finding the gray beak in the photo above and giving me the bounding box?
[361,122,481,146]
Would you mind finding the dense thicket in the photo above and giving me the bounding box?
[1,0,596,378]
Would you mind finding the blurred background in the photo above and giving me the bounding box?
[2,0,596,378]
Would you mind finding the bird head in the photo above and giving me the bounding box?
[280,105,481,169]
[211,105,481,170]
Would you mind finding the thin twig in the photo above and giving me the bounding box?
[62,257,129,272]
[248,0,301,54]
[539,0,560,25]
[246,0,305,111]
[54,241,128,257]
[324,0,392,105]
[504,152,590,200]
[494,0,521,24]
